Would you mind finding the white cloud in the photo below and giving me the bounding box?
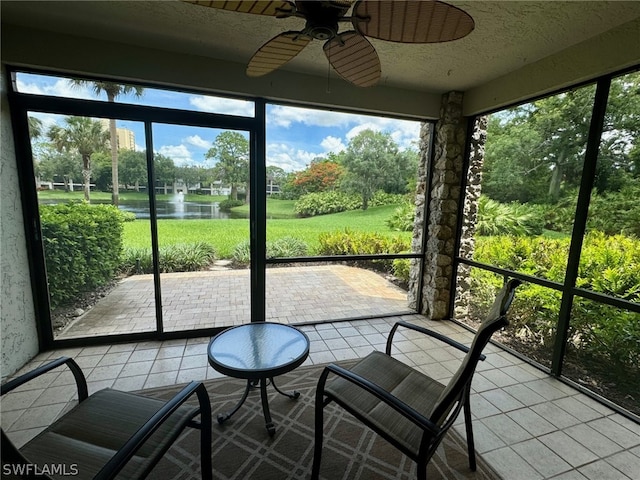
[320,135,346,153]
[267,143,318,172]
[189,96,254,116]
[184,135,212,150]
[345,118,421,150]
[268,105,357,128]
[157,145,193,166]
[17,77,95,100]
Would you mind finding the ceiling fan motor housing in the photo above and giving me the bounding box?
[297,1,344,40]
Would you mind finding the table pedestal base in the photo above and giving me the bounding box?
[217,377,300,436]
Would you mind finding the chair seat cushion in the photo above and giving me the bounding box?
[20,389,199,479]
[325,351,445,457]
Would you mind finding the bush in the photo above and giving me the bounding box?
[267,236,309,258]
[232,237,310,266]
[317,228,410,271]
[471,232,640,373]
[477,196,544,236]
[40,203,123,308]
[294,191,361,217]
[219,199,244,210]
[369,191,406,207]
[392,258,410,284]
[386,202,415,231]
[120,242,216,274]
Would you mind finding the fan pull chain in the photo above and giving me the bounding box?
[326,58,331,93]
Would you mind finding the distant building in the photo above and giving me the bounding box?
[100,119,135,150]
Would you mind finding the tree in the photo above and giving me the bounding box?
[153,153,176,191]
[205,131,249,202]
[47,117,109,201]
[28,115,43,139]
[291,158,344,195]
[341,129,400,210]
[484,72,640,204]
[119,150,147,191]
[36,148,82,191]
[71,80,144,206]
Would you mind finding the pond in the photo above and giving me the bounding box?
[117,199,248,220]
[39,198,249,220]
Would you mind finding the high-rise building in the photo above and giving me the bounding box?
[100,119,135,150]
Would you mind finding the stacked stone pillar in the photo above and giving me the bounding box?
[409,91,468,319]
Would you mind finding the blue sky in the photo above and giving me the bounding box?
[17,72,421,172]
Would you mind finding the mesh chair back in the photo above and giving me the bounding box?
[430,278,521,425]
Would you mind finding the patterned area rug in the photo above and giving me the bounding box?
[142,362,501,480]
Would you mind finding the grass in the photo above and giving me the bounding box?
[123,202,411,258]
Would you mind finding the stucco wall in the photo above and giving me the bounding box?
[0,66,39,379]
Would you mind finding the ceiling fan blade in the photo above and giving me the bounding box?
[183,1,295,17]
[352,0,474,43]
[324,31,380,87]
[247,31,312,77]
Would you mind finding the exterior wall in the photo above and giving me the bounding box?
[414,92,468,319]
[0,66,39,379]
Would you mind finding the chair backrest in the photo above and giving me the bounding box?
[430,278,521,425]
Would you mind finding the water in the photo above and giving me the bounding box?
[40,197,248,220]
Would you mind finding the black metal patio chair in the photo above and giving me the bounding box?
[1,356,212,480]
[312,278,521,480]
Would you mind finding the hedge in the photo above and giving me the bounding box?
[40,203,124,309]
[469,232,640,376]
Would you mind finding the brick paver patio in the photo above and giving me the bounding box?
[57,265,411,339]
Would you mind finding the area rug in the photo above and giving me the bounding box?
[141,362,501,480]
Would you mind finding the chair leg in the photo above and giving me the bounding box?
[311,369,331,480]
[463,385,477,471]
[197,385,213,480]
[417,460,427,480]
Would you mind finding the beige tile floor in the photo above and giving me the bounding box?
[3,315,639,480]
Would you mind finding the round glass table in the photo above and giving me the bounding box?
[208,322,310,436]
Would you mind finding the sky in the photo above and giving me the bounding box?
[17,72,421,173]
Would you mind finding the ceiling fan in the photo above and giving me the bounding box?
[184,1,474,87]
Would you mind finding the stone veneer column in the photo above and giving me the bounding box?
[411,91,468,319]
[454,116,486,319]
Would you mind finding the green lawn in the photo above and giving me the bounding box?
[123,202,410,257]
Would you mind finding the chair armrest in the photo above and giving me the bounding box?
[385,321,486,361]
[319,364,439,435]
[1,357,88,402]
[94,381,211,480]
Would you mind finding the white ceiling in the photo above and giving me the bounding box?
[3,0,640,94]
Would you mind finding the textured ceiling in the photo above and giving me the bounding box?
[2,1,640,94]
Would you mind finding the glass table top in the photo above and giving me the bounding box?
[208,322,310,377]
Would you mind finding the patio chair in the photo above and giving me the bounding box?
[312,278,521,480]
[1,356,212,480]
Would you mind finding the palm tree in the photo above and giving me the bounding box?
[47,117,109,202]
[71,80,144,205]
[28,116,43,139]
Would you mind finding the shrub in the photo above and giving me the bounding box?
[294,191,361,217]
[470,232,640,374]
[40,203,123,308]
[120,242,216,274]
[232,237,310,266]
[369,191,405,207]
[231,240,251,265]
[476,195,544,236]
[386,202,415,231]
[392,258,410,284]
[219,199,244,210]
[317,228,410,271]
[267,236,309,258]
